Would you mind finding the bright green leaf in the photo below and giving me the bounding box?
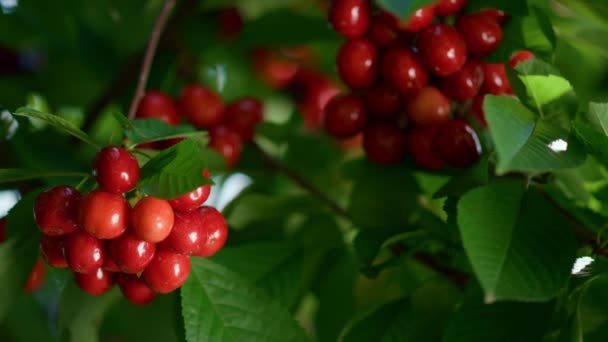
[375,0,437,19]
[125,118,208,147]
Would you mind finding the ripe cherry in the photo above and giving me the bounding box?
[439,60,484,101]
[79,190,130,239]
[223,97,264,142]
[381,47,428,95]
[364,84,401,120]
[329,0,371,38]
[169,169,211,212]
[208,125,243,168]
[136,91,181,126]
[406,125,445,171]
[40,235,68,268]
[481,63,512,95]
[472,93,487,127]
[323,94,367,139]
[117,274,156,306]
[179,84,225,129]
[456,13,503,57]
[218,7,243,39]
[337,38,378,89]
[159,210,205,255]
[435,0,467,16]
[194,206,229,257]
[509,50,535,67]
[103,252,121,272]
[74,268,115,296]
[0,217,5,242]
[480,8,510,25]
[293,69,341,130]
[132,197,175,243]
[143,249,191,294]
[252,48,299,89]
[363,123,407,165]
[433,119,482,168]
[368,16,399,48]
[381,6,435,33]
[24,259,46,293]
[34,186,80,236]
[417,23,467,76]
[108,231,156,274]
[406,86,451,126]
[65,230,105,274]
[93,146,140,195]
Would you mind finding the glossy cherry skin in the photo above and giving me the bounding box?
[407,86,451,126]
[481,63,512,95]
[34,186,80,236]
[179,84,225,129]
[78,190,130,239]
[368,16,399,48]
[209,126,243,168]
[406,125,445,171]
[169,169,211,212]
[364,84,401,120]
[65,230,105,274]
[337,38,378,89]
[117,274,156,306]
[293,69,342,130]
[472,93,487,127]
[132,197,175,243]
[509,50,535,67]
[40,235,68,268]
[433,119,482,168]
[363,123,407,165]
[136,91,181,125]
[218,7,243,39]
[159,210,205,255]
[252,48,299,89]
[143,249,191,294]
[24,259,46,293]
[434,0,467,16]
[323,94,368,139]
[417,23,467,76]
[224,97,264,142]
[194,206,229,257]
[108,231,156,274]
[0,217,5,242]
[456,13,503,57]
[381,6,435,33]
[381,47,428,95]
[480,8,510,25]
[439,60,484,100]
[93,147,140,195]
[74,268,115,296]
[329,0,371,38]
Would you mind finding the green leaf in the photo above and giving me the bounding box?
[465,0,528,16]
[13,107,101,149]
[375,0,437,19]
[457,180,577,302]
[138,139,212,199]
[0,294,55,342]
[485,15,554,62]
[433,155,490,199]
[569,275,608,339]
[180,258,310,342]
[125,118,208,147]
[572,121,608,167]
[485,96,586,174]
[587,102,608,134]
[0,168,89,184]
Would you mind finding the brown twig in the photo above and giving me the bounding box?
[414,252,469,288]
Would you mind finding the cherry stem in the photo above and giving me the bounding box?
[127,0,177,120]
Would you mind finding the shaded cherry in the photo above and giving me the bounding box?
[74,268,115,296]
[252,48,299,89]
[40,235,68,268]
[323,94,367,139]
[329,0,371,38]
[108,231,156,274]
[169,169,212,212]
[143,249,191,294]
[456,13,503,57]
[24,259,46,293]
[0,217,5,243]
[381,46,428,95]
[363,123,407,165]
[439,60,484,100]
[79,190,130,239]
[337,38,378,89]
[406,125,445,171]
[136,91,181,126]
[481,62,512,95]
[208,125,243,168]
[103,252,121,272]
[417,23,467,76]
[218,7,243,39]
[368,16,399,48]
[65,230,105,274]
[132,197,174,243]
[407,86,451,126]
[381,6,435,33]
[472,92,487,127]
[194,206,229,257]
[93,146,140,194]
[159,210,205,255]
[480,8,510,25]
[179,84,225,129]
[364,84,401,120]
[435,0,467,16]
[117,274,156,306]
[293,69,342,130]
[34,186,80,236]
[509,50,535,67]
[433,119,482,168]
[223,97,264,142]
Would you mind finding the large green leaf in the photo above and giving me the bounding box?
[457,180,577,302]
[115,112,208,147]
[486,14,554,62]
[375,0,437,19]
[433,155,490,199]
[572,102,608,167]
[180,258,310,342]
[485,96,585,174]
[0,168,89,184]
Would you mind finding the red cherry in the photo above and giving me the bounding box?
[363,123,407,165]
[509,50,535,67]
[132,197,175,243]
[79,190,130,239]
[169,170,211,212]
[74,268,115,296]
[293,70,342,130]
[433,119,482,168]
[0,217,5,243]
[337,38,378,89]
[368,16,399,48]
[329,0,371,38]
[456,13,503,57]
[117,274,156,306]
[209,126,243,168]
[40,235,68,268]
[480,8,510,25]
[406,125,445,171]
[65,230,105,274]
[472,92,487,127]
[252,48,299,89]
[417,23,467,76]
[381,47,428,95]
[34,186,80,236]
[364,84,401,120]
[143,249,191,294]
[481,63,512,95]
[179,84,225,129]
[103,252,121,272]
[108,231,156,274]
[435,0,467,16]
[93,146,140,195]
[218,7,243,39]
[159,211,205,255]
[381,6,435,33]
[406,86,451,126]
[439,60,484,100]
[194,206,229,257]
[136,91,181,126]
[24,259,46,293]
[223,97,264,142]
[323,94,368,139]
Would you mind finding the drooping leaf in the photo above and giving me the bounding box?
[375,0,437,19]
[124,118,207,147]
[0,168,89,184]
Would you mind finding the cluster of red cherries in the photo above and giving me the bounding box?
[136,83,264,168]
[33,146,227,305]
[326,0,534,169]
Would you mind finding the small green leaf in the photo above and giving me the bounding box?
[433,155,490,199]
[0,168,89,184]
[375,0,437,19]
[125,118,208,147]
